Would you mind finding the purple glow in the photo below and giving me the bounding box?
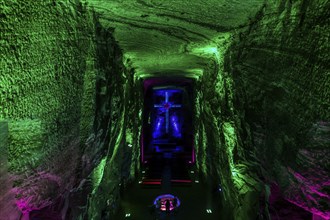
[170,116,181,138]
[171,117,178,130]
[142,179,162,185]
[12,172,61,215]
[164,102,170,109]
[143,181,161,185]
[153,118,164,138]
[15,198,34,214]
[192,146,195,163]
[156,118,162,130]
[282,167,330,219]
[153,194,181,211]
[153,90,182,135]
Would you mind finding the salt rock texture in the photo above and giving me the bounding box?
[0,0,329,219]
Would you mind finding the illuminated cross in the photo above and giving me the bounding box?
[154,91,181,133]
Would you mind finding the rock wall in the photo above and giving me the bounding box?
[0,1,142,219]
[227,0,329,218]
[0,1,96,219]
[194,1,329,219]
[193,34,262,220]
[84,25,142,220]
[1,0,328,219]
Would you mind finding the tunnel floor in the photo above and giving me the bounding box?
[114,158,226,220]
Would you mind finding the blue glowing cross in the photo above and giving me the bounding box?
[154,91,181,133]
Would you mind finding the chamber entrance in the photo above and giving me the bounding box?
[141,78,195,164]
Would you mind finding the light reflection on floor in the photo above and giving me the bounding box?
[115,159,225,220]
[153,194,181,212]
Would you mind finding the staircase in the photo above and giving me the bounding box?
[141,154,192,188]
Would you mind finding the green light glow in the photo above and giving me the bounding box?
[184,68,204,80]
[200,124,208,174]
[222,122,258,193]
[91,157,107,194]
[222,122,236,164]
[134,67,203,80]
[222,122,240,181]
[194,132,201,171]
[8,119,44,172]
[191,46,220,61]
[190,34,231,62]
[126,129,133,145]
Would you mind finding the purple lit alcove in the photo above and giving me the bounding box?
[141,77,195,164]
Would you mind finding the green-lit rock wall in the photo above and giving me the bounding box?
[195,0,329,219]
[0,0,96,173]
[1,0,328,219]
[227,0,329,218]
[84,26,142,220]
[0,1,97,218]
[194,35,262,220]
[0,1,142,219]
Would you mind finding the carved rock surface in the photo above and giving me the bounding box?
[0,0,329,219]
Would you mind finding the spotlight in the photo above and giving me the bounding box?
[195,180,199,183]
[125,213,131,217]
[206,209,212,214]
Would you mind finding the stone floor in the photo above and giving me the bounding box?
[114,158,226,220]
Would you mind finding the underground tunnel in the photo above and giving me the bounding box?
[0,0,329,220]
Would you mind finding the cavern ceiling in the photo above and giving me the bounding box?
[87,0,265,78]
